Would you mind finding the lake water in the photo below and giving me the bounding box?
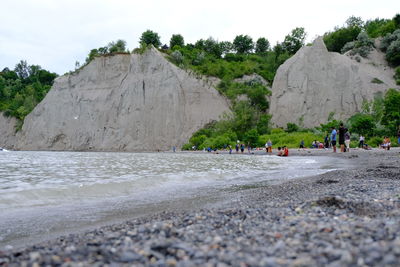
[0,151,346,249]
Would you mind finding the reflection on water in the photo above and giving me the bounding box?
[0,151,346,249]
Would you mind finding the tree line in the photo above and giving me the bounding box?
[0,61,57,126]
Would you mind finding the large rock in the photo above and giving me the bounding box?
[15,48,230,151]
[0,112,18,149]
[270,37,399,128]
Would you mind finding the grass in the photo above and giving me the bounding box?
[257,129,324,148]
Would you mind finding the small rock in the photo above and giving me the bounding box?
[29,252,41,262]
[119,251,142,263]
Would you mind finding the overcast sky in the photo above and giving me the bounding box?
[1,0,398,75]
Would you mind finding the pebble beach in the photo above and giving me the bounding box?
[1,148,400,266]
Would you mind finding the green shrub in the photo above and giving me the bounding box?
[386,39,400,65]
[271,128,284,134]
[366,136,383,147]
[286,122,299,133]
[171,50,184,65]
[258,131,324,148]
[395,67,400,85]
[341,32,374,58]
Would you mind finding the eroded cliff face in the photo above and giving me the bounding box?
[270,37,399,128]
[15,48,230,151]
[0,113,18,149]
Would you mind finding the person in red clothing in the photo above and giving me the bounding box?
[283,146,289,157]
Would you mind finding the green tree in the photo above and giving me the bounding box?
[232,101,257,138]
[108,39,127,53]
[382,88,400,133]
[282,27,306,55]
[170,34,184,49]
[323,19,362,53]
[14,60,29,79]
[220,41,233,55]
[203,37,223,58]
[365,18,395,38]
[140,30,161,47]
[348,113,376,137]
[243,129,259,147]
[394,14,400,28]
[255,37,270,53]
[247,84,270,110]
[386,39,400,66]
[233,35,254,54]
[346,16,364,28]
[0,61,57,121]
[86,49,100,63]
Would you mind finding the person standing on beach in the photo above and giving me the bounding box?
[397,128,400,145]
[299,140,304,150]
[359,135,365,148]
[240,143,245,153]
[331,127,337,153]
[344,129,351,152]
[324,134,330,148]
[235,143,239,153]
[338,123,346,152]
[266,139,272,154]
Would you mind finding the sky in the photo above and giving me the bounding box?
[1,0,399,75]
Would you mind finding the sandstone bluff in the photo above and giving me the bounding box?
[1,38,398,151]
[2,48,230,151]
[270,37,399,128]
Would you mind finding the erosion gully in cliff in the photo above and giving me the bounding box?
[4,48,230,151]
[269,37,399,129]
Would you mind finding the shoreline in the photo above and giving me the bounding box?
[1,148,400,266]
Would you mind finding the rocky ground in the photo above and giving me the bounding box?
[1,148,400,266]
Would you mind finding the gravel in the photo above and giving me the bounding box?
[1,148,400,266]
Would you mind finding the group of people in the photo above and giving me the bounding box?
[264,140,288,156]
[198,126,400,155]
[330,123,352,153]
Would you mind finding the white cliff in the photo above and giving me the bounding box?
[15,48,230,151]
[269,37,399,128]
[0,112,18,149]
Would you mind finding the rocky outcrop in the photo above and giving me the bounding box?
[270,37,399,128]
[0,112,18,149]
[15,48,230,151]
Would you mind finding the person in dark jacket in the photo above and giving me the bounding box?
[338,123,346,152]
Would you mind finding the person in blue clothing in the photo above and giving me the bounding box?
[331,127,337,153]
[398,128,400,146]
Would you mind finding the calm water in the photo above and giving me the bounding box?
[0,151,346,249]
